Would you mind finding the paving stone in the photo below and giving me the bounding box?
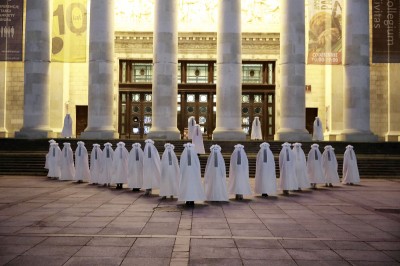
[74,246,129,257]
[0,245,32,256]
[191,239,236,248]
[126,245,173,258]
[189,258,243,266]
[0,255,18,265]
[324,240,375,250]
[6,255,70,266]
[286,249,343,260]
[294,260,351,266]
[134,237,175,247]
[63,256,123,266]
[0,236,46,245]
[121,257,170,266]
[24,245,81,257]
[336,249,395,261]
[87,237,136,247]
[235,239,282,249]
[190,247,240,259]
[39,236,91,246]
[367,241,400,251]
[242,259,297,266]
[279,239,330,250]
[238,248,291,260]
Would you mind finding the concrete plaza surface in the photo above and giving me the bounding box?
[0,176,399,266]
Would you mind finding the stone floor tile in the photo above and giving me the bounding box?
[242,259,297,266]
[189,258,243,266]
[17,226,62,234]
[383,250,400,262]
[286,249,343,261]
[126,245,173,258]
[134,237,175,246]
[121,257,170,266]
[39,236,91,246]
[235,239,282,249]
[0,226,23,234]
[334,250,395,261]
[279,239,330,250]
[191,228,232,236]
[0,255,18,266]
[238,248,291,260]
[231,229,273,237]
[228,222,267,230]
[63,256,123,266]
[0,245,32,256]
[294,260,351,266]
[192,222,229,229]
[191,238,236,248]
[324,240,376,250]
[74,246,129,257]
[57,227,103,235]
[367,241,400,251]
[6,255,70,266]
[190,247,240,259]
[99,226,142,235]
[24,245,81,257]
[0,236,46,245]
[87,237,136,247]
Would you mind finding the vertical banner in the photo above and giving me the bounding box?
[0,0,23,61]
[307,0,343,65]
[52,0,87,62]
[372,0,400,63]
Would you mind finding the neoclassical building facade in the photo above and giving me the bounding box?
[0,0,399,141]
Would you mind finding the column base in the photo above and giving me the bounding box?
[338,130,378,142]
[80,130,119,139]
[147,129,181,140]
[0,127,8,138]
[274,128,311,142]
[385,131,400,142]
[15,128,55,139]
[212,129,246,141]
[323,131,342,141]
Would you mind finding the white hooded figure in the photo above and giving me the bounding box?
[90,144,102,184]
[61,114,73,138]
[160,143,180,198]
[143,139,161,195]
[100,143,114,186]
[279,142,298,194]
[188,116,196,139]
[60,142,75,181]
[178,143,206,205]
[292,143,310,190]
[342,145,360,185]
[45,139,56,169]
[251,117,262,140]
[204,144,228,202]
[307,143,325,188]
[112,142,129,189]
[192,124,205,154]
[313,117,324,141]
[228,144,252,200]
[74,141,91,182]
[127,143,144,191]
[47,142,62,179]
[322,145,340,187]
[255,142,277,197]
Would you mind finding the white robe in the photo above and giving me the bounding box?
[312,117,324,141]
[160,144,180,197]
[192,124,205,154]
[307,144,325,184]
[45,139,56,169]
[279,143,298,190]
[127,143,144,189]
[111,142,129,184]
[60,143,75,181]
[47,143,62,178]
[188,116,196,139]
[204,144,228,201]
[74,142,91,181]
[251,117,262,140]
[178,143,206,201]
[61,114,73,138]
[143,139,161,189]
[228,144,252,195]
[292,143,310,189]
[255,142,277,195]
[322,146,340,184]
[90,144,102,184]
[342,145,360,184]
[99,143,114,185]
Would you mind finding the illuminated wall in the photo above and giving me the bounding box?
[114,0,280,32]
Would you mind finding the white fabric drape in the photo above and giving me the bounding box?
[307,143,325,184]
[112,142,129,184]
[228,144,252,195]
[60,142,75,181]
[322,145,340,184]
[251,117,262,140]
[342,145,360,184]
[74,141,91,181]
[255,142,277,195]
[90,144,102,184]
[160,143,180,197]
[279,142,298,190]
[292,143,310,189]
[204,144,228,201]
[127,143,144,189]
[143,139,161,189]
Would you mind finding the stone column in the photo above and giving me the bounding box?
[0,62,7,137]
[339,0,376,141]
[274,0,310,141]
[213,0,245,140]
[81,0,118,139]
[15,0,52,138]
[147,0,180,140]
[385,64,400,141]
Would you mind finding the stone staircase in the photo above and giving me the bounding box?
[1,138,400,178]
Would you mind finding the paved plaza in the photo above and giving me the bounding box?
[0,176,399,266]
